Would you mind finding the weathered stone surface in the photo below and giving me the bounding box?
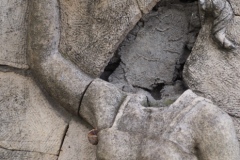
[159,80,186,105]
[183,16,240,139]
[0,148,57,160]
[230,0,240,15]
[97,128,142,160]
[59,0,143,77]
[137,0,160,14]
[0,0,28,69]
[58,117,97,160]
[96,90,240,159]
[28,0,93,115]
[1,0,240,158]
[79,79,126,130]
[0,72,68,155]
[109,3,198,90]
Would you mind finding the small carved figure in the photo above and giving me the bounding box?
[199,0,235,49]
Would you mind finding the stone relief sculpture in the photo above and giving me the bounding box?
[199,0,236,49]
[81,80,240,160]
[0,0,240,159]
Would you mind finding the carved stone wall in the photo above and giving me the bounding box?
[0,0,240,159]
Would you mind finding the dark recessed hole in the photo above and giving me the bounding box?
[101,0,200,102]
[100,53,121,81]
[172,46,191,82]
[150,83,165,100]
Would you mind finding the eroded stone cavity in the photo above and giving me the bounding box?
[108,1,200,101]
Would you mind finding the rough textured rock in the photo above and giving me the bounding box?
[59,0,142,77]
[109,2,199,90]
[183,16,240,140]
[230,0,240,15]
[96,90,239,160]
[0,148,57,160]
[58,117,97,160]
[79,79,126,130]
[137,0,160,13]
[0,72,69,155]
[160,81,185,97]
[0,0,28,69]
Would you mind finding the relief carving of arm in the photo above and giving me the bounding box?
[27,0,92,115]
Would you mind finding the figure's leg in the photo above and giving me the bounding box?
[212,0,235,49]
[199,0,235,50]
[213,28,235,49]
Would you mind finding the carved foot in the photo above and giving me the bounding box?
[214,32,236,50]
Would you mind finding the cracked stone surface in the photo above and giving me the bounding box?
[109,2,199,91]
[183,16,240,141]
[0,72,69,155]
[0,148,57,160]
[58,117,97,160]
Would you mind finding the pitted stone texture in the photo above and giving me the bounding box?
[58,118,97,160]
[110,3,198,90]
[230,0,240,15]
[97,90,239,160]
[0,72,68,155]
[183,16,240,140]
[0,0,28,69]
[59,0,143,77]
[0,148,57,160]
[79,79,126,130]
